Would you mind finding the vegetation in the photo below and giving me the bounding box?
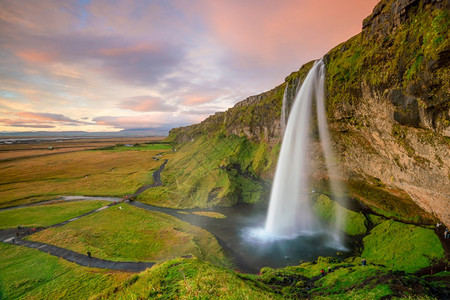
[361,219,445,273]
[0,243,132,300]
[94,258,278,299]
[140,134,274,208]
[348,180,436,224]
[28,203,227,266]
[0,149,171,208]
[312,194,368,236]
[0,200,108,229]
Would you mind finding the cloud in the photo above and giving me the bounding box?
[93,114,195,130]
[0,118,55,128]
[16,112,91,124]
[119,96,177,112]
[0,0,380,133]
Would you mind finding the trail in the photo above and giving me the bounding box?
[0,160,170,272]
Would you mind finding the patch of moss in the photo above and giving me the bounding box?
[96,258,278,299]
[361,220,445,273]
[313,194,368,236]
[348,180,435,224]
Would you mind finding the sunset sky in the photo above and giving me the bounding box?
[0,0,379,135]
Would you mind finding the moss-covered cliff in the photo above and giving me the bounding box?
[156,0,449,225]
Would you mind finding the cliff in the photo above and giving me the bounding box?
[160,0,449,226]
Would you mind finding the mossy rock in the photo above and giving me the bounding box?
[313,194,368,236]
[362,219,445,273]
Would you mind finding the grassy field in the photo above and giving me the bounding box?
[0,137,163,160]
[28,203,227,266]
[0,142,173,208]
[138,134,275,208]
[0,200,109,229]
[0,243,133,300]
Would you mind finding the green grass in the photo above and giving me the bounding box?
[94,258,278,299]
[0,243,132,300]
[311,266,393,299]
[362,220,445,272]
[98,143,172,151]
[28,203,227,266]
[139,134,272,208]
[0,200,109,229]
[0,150,170,208]
[313,193,368,236]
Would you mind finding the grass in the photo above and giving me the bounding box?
[0,243,132,300]
[28,203,227,266]
[0,149,171,208]
[192,211,227,219]
[139,134,272,208]
[362,220,445,272]
[98,143,172,151]
[313,193,368,236]
[93,258,278,299]
[0,200,109,229]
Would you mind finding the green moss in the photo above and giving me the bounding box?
[96,258,278,299]
[361,220,445,273]
[140,134,274,208]
[348,180,435,224]
[313,194,367,236]
[326,3,449,121]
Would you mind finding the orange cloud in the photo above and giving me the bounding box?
[16,50,56,63]
[100,43,161,57]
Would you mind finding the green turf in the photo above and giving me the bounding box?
[98,143,173,151]
[95,258,278,299]
[28,203,227,266]
[0,243,132,300]
[313,194,368,236]
[361,220,445,272]
[0,200,109,229]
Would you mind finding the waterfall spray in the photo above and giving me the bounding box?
[265,59,347,245]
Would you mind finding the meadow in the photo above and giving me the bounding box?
[28,203,227,266]
[0,200,109,229]
[0,138,173,208]
[0,242,133,299]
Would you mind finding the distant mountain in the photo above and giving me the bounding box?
[0,128,169,137]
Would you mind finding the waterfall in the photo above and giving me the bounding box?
[280,84,288,136]
[265,59,346,243]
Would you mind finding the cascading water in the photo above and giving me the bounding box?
[265,59,346,245]
[280,84,288,136]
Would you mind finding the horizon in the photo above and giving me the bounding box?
[1,0,378,135]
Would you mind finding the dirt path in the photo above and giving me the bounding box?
[4,237,153,271]
[0,160,170,272]
[131,159,167,197]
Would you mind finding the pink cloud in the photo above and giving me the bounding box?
[119,96,176,112]
[197,0,379,66]
[16,49,57,63]
[0,118,55,128]
[100,43,161,57]
[15,112,91,125]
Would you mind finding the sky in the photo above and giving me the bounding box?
[0,0,379,135]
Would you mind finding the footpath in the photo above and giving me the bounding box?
[0,160,170,272]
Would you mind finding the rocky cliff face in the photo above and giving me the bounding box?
[168,0,449,226]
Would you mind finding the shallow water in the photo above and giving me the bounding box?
[130,201,353,273]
